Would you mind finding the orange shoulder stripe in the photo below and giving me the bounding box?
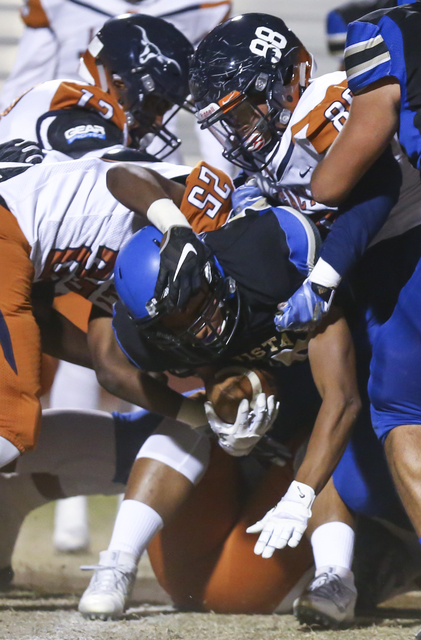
[291,81,351,155]
[49,82,126,132]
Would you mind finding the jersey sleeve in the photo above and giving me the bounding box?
[180,161,234,233]
[319,145,402,277]
[292,80,352,154]
[344,18,392,94]
[49,82,127,133]
[21,0,50,28]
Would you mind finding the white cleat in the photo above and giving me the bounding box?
[78,549,138,620]
[293,566,357,628]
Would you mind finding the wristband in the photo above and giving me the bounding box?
[309,258,341,289]
[146,198,191,234]
[176,397,208,429]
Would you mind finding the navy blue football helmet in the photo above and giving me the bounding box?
[80,14,194,158]
[189,13,314,172]
[114,226,240,363]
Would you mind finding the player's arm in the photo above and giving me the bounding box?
[276,144,402,332]
[311,79,400,207]
[87,307,207,428]
[296,307,361,493]
[247,307,360,557]
[106,162,186,214]
[107,162,213,308]
[31,283,93,368]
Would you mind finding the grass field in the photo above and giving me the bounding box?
[0,495,420,640]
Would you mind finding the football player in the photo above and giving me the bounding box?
[77,179,363,617]
[81,158,421,623]
[0,13,195,553]
[169,12,411,325]
[306,12,421,636]
[0,14,194,161]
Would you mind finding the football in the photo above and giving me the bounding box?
[205,366,279,424]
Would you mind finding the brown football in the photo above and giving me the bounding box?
[205,366,279,424]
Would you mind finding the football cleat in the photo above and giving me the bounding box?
[78,549,138,620]
[293,566,357,628]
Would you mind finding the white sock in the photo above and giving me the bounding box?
[311,522,355,576]
[108,499,163,562]
[0,436,20,468]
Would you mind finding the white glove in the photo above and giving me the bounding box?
[246,480,315,557]
[204,393,279,457]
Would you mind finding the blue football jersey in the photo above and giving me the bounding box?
[344,3,421,169]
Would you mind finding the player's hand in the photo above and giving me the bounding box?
[0,139,44,165]
[275,278,335,332]
[155,226,212,308]
[204,393,279,457]
[246,480,315,557]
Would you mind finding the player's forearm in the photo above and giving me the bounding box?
[298,313,361,494]
[88,315,182,415]
[88,315,207,424]
[311,81,400,205]
[106,163,185,216]
[294,389,361,494]
[97,360,182,417]
[317,146,402,279]
[36,308,93,369]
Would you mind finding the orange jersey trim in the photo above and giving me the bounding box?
[200,1,231,8]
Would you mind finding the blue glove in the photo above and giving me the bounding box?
[275,278,335,332]
[231,180,264,215]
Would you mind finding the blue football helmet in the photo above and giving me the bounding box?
[114,226,240,363]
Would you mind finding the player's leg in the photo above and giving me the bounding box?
[293,478,357,628]
[369,257,421,535]
[181,454,314,614]
[0,204,41,462]
[50,294,99,553]
[0,407,139,584]
[146,442,248,611]
[78,417,211,620]
[293,398,411,628]
[50,362,101,553]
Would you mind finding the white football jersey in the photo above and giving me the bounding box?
[0,157,191,312]
[0,80,127,154]
[265,71,421,243]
